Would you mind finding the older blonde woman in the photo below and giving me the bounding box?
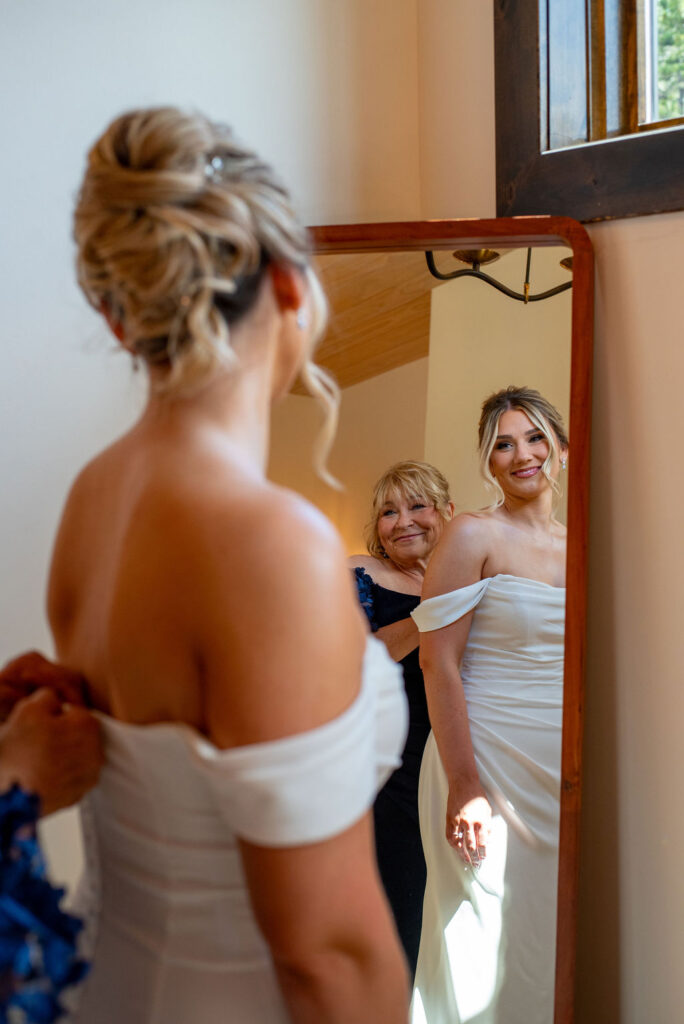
[46,107,409,1024]
[349,461,453,980]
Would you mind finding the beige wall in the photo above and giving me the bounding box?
[417,0,496,218]
[424,248,572,519]
[270,357,429,554]
[576,211,684,1022]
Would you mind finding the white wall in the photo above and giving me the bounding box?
[0,0,421,888]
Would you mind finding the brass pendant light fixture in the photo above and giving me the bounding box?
[425,248,573,303]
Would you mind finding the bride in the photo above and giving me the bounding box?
[411,386,568,1024]
[48,106,408,1023]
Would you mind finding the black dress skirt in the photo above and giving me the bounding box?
[353,568,431,981]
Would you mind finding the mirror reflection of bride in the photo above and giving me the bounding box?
[412,386,568,1024]
[48,106,409,1024]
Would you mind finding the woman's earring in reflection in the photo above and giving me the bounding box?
[561,457,567,470]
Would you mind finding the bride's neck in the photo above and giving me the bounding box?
[501,491,556,532]
[140,361,273,476]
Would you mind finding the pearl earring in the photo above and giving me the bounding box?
[561,458,567,470]
[296,309,307,330]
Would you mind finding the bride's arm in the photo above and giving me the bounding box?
[240,817,407,1024]
[419,515,492,865]
[193,490,408,1024]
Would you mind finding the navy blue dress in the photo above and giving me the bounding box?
[353,567,430,981]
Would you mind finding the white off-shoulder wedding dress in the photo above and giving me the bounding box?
[410,575,565,1024]
[65,636,407,1024]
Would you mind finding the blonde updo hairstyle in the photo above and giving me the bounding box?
[478,385,569,507]
[365,460,452,559]
[74,106,338,477]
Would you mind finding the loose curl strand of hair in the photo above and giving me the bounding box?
[73,105,338,481]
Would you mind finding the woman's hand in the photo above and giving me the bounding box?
[0,688,104,814]
[0,651,90,721]
[446,786,492,868]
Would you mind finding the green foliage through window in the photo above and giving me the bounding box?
[657,0,684,119]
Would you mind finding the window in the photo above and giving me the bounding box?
[496,0,684,220]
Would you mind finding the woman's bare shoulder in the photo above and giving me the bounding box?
[180,475,347,598]
[347,554,380,574]
[55,444,119,517]
[48,447,123,594]
[552,517,568,538]
[440,510,499,547]
[422,511,497,598]
[189,480,367,747]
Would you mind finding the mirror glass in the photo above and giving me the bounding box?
[271,245,571,551]
[270,242,573,1022]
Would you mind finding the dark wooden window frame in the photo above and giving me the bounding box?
[495,0,684,221]
[311,216,594,1024]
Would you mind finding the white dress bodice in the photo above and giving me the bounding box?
[411,575,565,1024]
[67,636,407,1024]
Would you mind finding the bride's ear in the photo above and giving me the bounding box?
[100,301,126,344]
[268,263,305,314]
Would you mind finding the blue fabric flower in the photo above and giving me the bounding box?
[352,567,379,632]
[0,786,88,1023]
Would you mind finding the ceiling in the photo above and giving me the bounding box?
[292,250,443,393]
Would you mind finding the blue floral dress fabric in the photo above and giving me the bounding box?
[352,567,380,632]
[0,786,88,1023]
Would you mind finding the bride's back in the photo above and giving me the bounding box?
[48,105,410,1024]
[47,416,266,727]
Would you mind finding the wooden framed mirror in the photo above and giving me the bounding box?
[276,217,593,1023]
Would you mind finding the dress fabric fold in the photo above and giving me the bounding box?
[64,636,407,1024]
[410,575,565,1024]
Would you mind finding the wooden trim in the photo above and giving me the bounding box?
[311,216,592,253]
[637,114,684,132]
[310,218,594,1024]
[495,0,684,221]
[589,0,608,141]
[622,0,639,135]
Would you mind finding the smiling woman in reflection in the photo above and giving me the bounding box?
[411,386,568,1024]
[47,107,409,1024]
[349,462,454,980]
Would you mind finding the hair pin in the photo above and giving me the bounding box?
[204,153,226,183]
